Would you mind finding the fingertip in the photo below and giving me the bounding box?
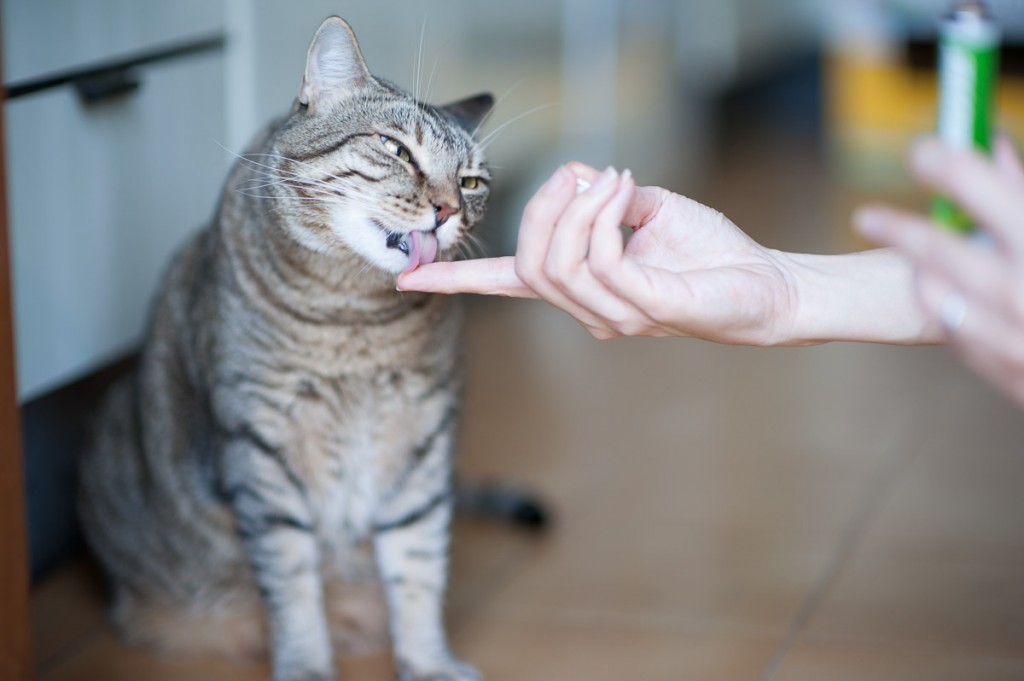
[585,166,618,194]
[396,261,455,293]
[607,168,635,207]
[619,168,635,194]
[853,204,905,245]
[395,271,425,292]
[567,161,601,180]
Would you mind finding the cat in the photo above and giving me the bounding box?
[77,17,492,681]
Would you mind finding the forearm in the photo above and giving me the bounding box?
[776,247,943,346]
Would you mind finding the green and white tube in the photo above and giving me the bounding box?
[932,0,1000,232]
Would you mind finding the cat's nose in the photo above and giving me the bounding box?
[433,202,458,229]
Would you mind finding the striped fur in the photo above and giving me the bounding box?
[78,17,491,681]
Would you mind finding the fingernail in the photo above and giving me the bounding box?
[541,166,574,195]
[588,166,618,193]
[395,272,415,291]
[621,168,633,183]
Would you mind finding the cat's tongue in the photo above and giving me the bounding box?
[402,230,439,274]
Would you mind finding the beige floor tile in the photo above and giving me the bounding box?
[453,615,777,681]
[480,514,833,637]
[459,299,970,474]
[39,630,394,681]
[854,451,1024,565]
[847,360,1024,565]
[774,643,1024,681]
[447,517,545,626]
[459,303,895,505]
[804,556,1024,653]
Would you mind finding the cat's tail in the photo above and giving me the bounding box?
[454,480,550,531]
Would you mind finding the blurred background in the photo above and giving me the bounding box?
[5,1,1024,679]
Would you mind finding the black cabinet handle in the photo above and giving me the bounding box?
[4,33,223,101]
[73,68,141,104]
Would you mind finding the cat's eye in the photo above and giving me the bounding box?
[380,135,412,163]
[460,177,483,190]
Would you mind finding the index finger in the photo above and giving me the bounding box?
[396,257,537,298]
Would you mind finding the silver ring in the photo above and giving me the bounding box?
[939,291,968,334]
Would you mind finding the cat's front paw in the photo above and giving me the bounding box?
[397,658,482,681]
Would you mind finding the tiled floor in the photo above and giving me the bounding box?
[31,133,1024,680]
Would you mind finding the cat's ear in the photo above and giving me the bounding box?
[438,94,495,135]
[298,17,371,114]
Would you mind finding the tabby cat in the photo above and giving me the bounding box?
[78,17,492,681]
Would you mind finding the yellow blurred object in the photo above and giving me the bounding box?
[825,46,1024,191]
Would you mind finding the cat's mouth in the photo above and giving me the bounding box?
[375,220,439,274]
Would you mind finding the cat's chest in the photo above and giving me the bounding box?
[287,369,456,539]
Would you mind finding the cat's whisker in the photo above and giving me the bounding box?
[232,152,340,185]
[456,232,488,261]
[478,103,554,150]
[216,144,307,178]
[240,175,333,198]
[235,158,311,184]
[414,15,428,103]
[242,167,348,199]
[288,175,340,191]
[234,163,388,216]
[470,78,525,139]
[238,177,345,202]
[238,176,297,191]
[352,255,385,280]
[495,78,527,107]
[232,154,387,210]
[423,52,443,109]
[236,191,336,203]
[247,160,367,198]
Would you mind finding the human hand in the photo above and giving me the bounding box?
[398,163,798,344]
[855,136,1024,406]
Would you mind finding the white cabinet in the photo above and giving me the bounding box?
[3,1,229,400]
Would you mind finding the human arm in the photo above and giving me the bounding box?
[398,164,939,346]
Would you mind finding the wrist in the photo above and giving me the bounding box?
[774,248,940,346]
